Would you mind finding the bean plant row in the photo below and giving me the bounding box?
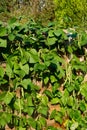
[0,18,87,130]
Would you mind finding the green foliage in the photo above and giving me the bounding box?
[0,19,87,129]
[54,0,87,28]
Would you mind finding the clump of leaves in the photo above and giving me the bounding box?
[0,19,87,130]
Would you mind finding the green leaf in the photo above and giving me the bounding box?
[8,33,15,41]
[0,92,6,101]
[6,63,13,78]
[50,75,57,83]
[70,122,78,130]
[28,118,36,129]
[27,96,34,106]
[21,79,31,89]
[29,49,39,63]
[41,95,48,106]
[78,32,87,46]
[69,109,81,121]
[37,106,48,116]
[50,109,56,119]
[34,63,46,71]
[52,82,60,93]
[44,90,53,98]
[67,96,74,107]
[27,107,34,116]
[0,92,14,105]
[80,82,87,100]
[0,38,7,48]
[54,29,63,37]
[0,66,4,77]
[46,37,57,46]
[79,101,86,112]
[38,117,46,127]
[67,45,73,53]
[0,112,12,127]
[48,30,54,37]
[4,92,14,105]
[14,69,26,78]
[14,98,23,110]
[47,126,58,130]
[0,27,7,37]
[44,76,49,85]
[51,97,60,105]
[61,89,69,106]
[54,113,63,124]
[19,63,29,75]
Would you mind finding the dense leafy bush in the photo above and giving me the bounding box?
[0,18,87,129]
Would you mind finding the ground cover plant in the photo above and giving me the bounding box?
[0,18,87,130]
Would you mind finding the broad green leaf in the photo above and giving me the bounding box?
[0,66,4,77]
[4,92,14,105]
[52,82,60,93]
[39,117,46,127]
[21,79,31,89]
[0,112,12,127]
[69,109,81,121]
[44,76,49,85]
[28,118,36,129]
[78,32,87,46]
[19,63,29,74]
[34,63,46,71]
[51,97,60,105]
[0,27,7,36]
[29,49,39,63]
[54,113,63,124]
[79,101,86,112]
[54,29,63,37]
[0,92,7,101]
[0,38,7,48]
[27,107,34,116]
[14,98,23,110]
[50,75,57,83]
[6,64,13,78]
[37,106,48,116]
[8,33,15,41]
[67,45,73,53]
[61,89,69,106]
[80,82,87,100]
[46,37,57,46]
[14,69,26,78]
[67,96,74,107]
[27,96,34,106]
[44,90,53,98]
[70,122,78,130]
[48,30,54,37]
[0,79,7,85]
[41,95,48,106]
[50,109,56,119]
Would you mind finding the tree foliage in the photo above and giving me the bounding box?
[54,0,87,28]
